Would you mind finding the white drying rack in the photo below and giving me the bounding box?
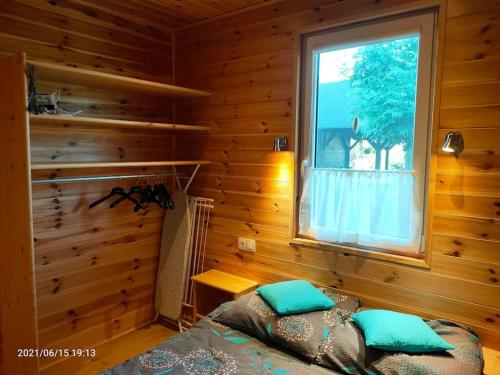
[178,196,214,331]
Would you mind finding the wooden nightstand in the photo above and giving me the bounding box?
[191,269,258,321]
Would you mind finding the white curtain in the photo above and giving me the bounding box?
[299,168,423,255]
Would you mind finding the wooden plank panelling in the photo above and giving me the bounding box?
[0,1,176,372]
[31,148,167,370]
[0,0,173,82]
[176,0,500,349]
[0,54,39,374]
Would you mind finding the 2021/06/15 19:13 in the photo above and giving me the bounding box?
[17,348,96,358]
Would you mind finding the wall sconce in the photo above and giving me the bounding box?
[273,136,288,151]
[441,131,464,156]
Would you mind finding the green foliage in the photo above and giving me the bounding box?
[349,36,419,168]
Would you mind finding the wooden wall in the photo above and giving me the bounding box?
[0,0,173,81]
[0,1,498,373]
[0,0,174,371]
[0,53,39,375]
[30,128,172,372]
[175,0,500,348]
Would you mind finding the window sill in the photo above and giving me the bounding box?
[289,237,430,269]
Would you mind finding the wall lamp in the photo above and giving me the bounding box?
[273,136,289,151]
[441,131,464,156]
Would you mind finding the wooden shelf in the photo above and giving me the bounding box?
[29,114,211,132]
[31,161,210,170]
[29,60,211,98]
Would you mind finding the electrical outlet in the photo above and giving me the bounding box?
[238,237,256,253]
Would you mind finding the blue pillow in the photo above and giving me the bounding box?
[256,280,335,315]
[352,309,455,353]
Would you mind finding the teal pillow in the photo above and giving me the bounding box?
[352,309,455,353]
[256,280,334,315]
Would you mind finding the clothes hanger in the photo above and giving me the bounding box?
[159,183,173,209]
[134,185,154,212]
[159,185,168,209]
[133,177,150,212]
[166,188,175,210]
[151,184,164,208]
[89,187,124,209]
[110,186,144,209]
[158,184,175,210]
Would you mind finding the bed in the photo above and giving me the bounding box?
[99,290,484,375]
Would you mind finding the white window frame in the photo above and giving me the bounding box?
[295,11,437,262]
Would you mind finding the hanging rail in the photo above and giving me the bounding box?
[31,172,185,184]
[32,164,204,192]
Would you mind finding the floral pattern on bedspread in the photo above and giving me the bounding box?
[315,317,484,375]
[98,317,336,375]
[99,297,484,375]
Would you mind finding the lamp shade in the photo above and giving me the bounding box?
[441,131,464,156]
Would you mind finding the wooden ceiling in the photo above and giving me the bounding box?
[141,0,272,29]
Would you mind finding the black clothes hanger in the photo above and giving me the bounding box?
[151,184,164,208]
[166,188,175,210]
[89,180,173,212]
[153,184,173,209]
[89,187,124,209]
[110,186,144,209]
[134,185,154,212]
[126,186,146,210]
[134,185,160,212]
[89,186,145,210]
[155,184,166,209]
[158,184,175,210]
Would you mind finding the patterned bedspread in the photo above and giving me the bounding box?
[99,315,483,375]
[99,317,337,375]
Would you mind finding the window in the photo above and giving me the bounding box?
[298,12,436,257]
